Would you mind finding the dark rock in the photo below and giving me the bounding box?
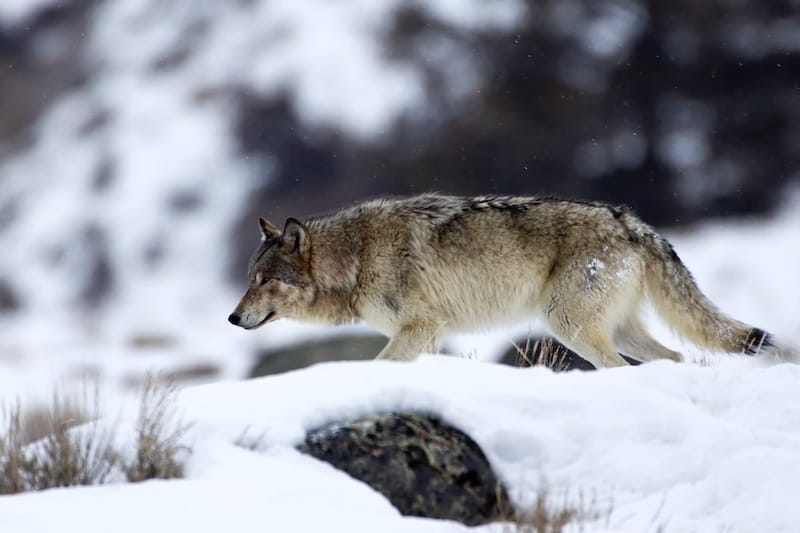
[143,237,166,268]
[248,334,387,377]
[161,363,220,383]
[128,334,178,350]
[168,190,204,213]
[79,224,113,307]
[497,337,596,371]
[0,1,96,152]
[0,278,20,313]
[91,156,115,192]
[497,336,640,370]
[298,412,512,526]
[77,108,112,138]
[0,198,18,231]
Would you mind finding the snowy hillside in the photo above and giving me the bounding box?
[2,357,800,532]
[0,0,523,334]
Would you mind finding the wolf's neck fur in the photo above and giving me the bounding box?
[300,215,362,324]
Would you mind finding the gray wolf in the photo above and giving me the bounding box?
[228,193,773,367]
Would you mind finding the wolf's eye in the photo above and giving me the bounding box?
[260,277,269,286]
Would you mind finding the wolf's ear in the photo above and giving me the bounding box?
[259,217,281,241]
[282,217,310,258]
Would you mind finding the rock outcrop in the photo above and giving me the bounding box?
[298,412,511,526]
[248,334,386,377]
[497,336,641,370]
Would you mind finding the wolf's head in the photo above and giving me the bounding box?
[228,217,313,329]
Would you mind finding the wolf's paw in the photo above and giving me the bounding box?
[668,350,684,362]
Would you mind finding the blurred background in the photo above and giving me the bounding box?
[1,0,799,398]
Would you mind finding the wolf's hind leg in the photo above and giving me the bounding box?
[376,321,442,361]
[614,316,683,363]
[545,313,629,368]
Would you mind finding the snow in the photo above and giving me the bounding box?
[1,0,799,528]
[0,446,437,533]
[585,257,606,291]
[582,0,647,58]
[2,357,800,532]
[0,0,59,27]
[88,0,524,139]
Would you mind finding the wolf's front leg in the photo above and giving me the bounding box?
[376,321,443,361]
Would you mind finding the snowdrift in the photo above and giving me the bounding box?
[2,356,799,532]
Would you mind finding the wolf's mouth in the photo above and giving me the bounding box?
[246,311,276,330]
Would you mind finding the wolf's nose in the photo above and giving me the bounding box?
[228,312,241,326]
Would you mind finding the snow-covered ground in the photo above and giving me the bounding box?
[2,356,799,532]
[2,0,799,529]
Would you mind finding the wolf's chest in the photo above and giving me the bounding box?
[357,297,402,336]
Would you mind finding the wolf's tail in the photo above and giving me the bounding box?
[625,215,773,355]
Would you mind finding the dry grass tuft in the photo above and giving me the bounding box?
[15,397,86,446]
[510,337,572,372]
[125,376,191,482]
[503,488,607,533]
[1,376,190,495]
[0,391,118,494]
[234,426,268,452]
